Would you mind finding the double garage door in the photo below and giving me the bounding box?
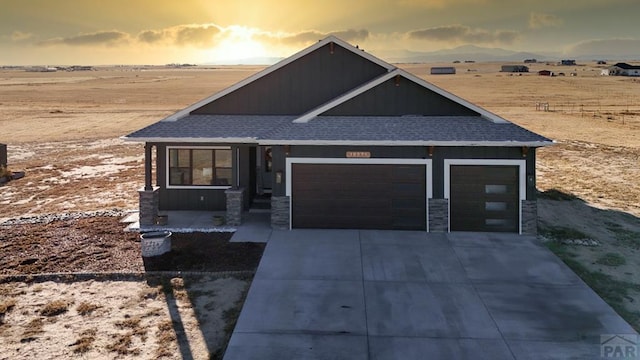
[290,162,520,232]
[291,163,426,230]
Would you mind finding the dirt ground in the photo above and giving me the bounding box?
[1,62,640,355]
[0,216,264,359]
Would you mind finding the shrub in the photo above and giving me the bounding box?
[595,253,627,267]
[41,300,68,316]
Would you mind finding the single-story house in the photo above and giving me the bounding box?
[538,70,554,76]
[124,36,553,234]
[501,65,529,73]
[609,63,640,77]
[430,67,456,75]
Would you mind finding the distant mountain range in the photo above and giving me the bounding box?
[206,45,640,65]
[372,45,557,63]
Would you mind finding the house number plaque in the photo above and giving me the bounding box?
[346,151,371,158]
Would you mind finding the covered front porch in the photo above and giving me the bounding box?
[137,142,281,231]
[124,211,272,243]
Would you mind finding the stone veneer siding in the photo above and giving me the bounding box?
[271,196,290,230]
[225,188,244,226]
[428,198,449,232]
[138,187,159,226]
[521,200,537,235]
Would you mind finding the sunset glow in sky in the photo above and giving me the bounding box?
[2,0,640,65]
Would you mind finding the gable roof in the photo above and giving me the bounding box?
[164,36,394,121]
[124,36,552,147]
[612,62,640,70]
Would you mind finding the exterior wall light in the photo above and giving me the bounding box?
[276,170,283,184]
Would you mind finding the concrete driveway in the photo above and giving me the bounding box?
[223,230,637,359]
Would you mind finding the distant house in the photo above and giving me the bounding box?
[560,60,576,66]
[609,63,640,77]
[524,59,537,64]
[597,60,607,65]
[430,67,456,75]
[501,65,529,73]
[0,143,6,168]
[538,70,553,76]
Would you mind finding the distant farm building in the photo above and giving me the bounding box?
[538,70,554,76]
[560,60,576,66]
[597,60,607,65]
[524,59,537,63]
[609,63,640,77]
[25,66,57,72]
[0,143,6,168]
[501,65,529,73]
[430,66,456,75]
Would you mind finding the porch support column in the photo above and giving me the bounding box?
[144,143,153,191]
[231,145,239,187]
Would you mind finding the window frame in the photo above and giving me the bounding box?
[166,146,233,189]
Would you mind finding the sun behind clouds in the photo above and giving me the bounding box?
[206,26,268,63]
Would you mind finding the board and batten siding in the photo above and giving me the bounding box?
[322,77,479,117]
[191,43,388,115]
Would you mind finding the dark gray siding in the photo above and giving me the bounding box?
[191,43,388,115]
[322,77,480,116]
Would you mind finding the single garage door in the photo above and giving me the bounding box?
[292,163,426,230]
[450,165,519,232]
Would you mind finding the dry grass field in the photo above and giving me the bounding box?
[1,61,639,357]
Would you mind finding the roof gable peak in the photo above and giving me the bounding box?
[163,36,395,122]
[294,68,509,124]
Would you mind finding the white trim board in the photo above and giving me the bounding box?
[443,159,526,234]
[285,157,433,231]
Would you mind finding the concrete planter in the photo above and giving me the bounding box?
[140,231,172,257]
[213,215,225,226]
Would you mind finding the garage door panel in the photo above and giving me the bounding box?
[294,215,393,229]
[450,165,519,233]
[292,163,426,230]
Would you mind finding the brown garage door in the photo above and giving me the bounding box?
[450,165,519,232]
[292,163,426,230]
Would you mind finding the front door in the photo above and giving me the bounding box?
[258,146,272,194]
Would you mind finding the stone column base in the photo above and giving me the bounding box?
[271,196,290,230]
[428,198,449,232]
[225,188,244,226]
[138,187,159,226]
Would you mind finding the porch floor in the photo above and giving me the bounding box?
[124,211,273,243]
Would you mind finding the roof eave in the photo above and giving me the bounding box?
[121,136,259,144]
[257,140,555,147]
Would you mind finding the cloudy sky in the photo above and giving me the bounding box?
[2,0,639,65]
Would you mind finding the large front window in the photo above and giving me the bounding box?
[168,147,232,187]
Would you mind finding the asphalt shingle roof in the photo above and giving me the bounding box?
[125,114,551,145]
